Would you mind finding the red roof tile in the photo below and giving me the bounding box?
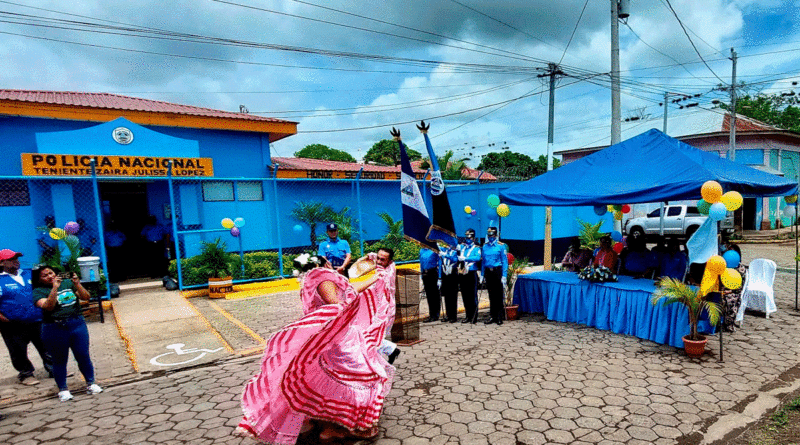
[0,89,295,124]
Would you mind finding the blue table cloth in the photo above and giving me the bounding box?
[513,271,715,348]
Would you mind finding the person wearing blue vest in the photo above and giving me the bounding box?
[481,227,509,325]
[318,223,351,277]
[419,247,441,322]
[438,243,460,323]
[0,249,53,386]
[457,228,482,324]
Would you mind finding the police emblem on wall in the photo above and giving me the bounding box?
[112,127,134,145]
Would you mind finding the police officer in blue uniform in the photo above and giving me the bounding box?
[318,223,351,277]
[419,247,441,322]
[481,227,508,325]
[439,243,460,323]
[458,228,482,324]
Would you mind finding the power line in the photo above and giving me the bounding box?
[661,0,726,83]
[558,0,589,66]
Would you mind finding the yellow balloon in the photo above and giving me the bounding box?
[701,181,723,203]
[607,205,614,213]
[706,255,726,275]
[496,203,510,217]
[721,268,742,290]
[721,191,743,211]
[699,269,720,297]
[49,228,66,240]
[786,195,798,204]
[221,218,235,229]
[614,211,623,221]
[464,205,472,214]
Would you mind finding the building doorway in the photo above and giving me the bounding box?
[99,182,151,280]
[743,198,757,231]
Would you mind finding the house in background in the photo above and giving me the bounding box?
[555,110,799,230]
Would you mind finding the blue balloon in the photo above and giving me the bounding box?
[234,217,245,228]
[485,208,496,220]
[611,230,622,242]
[293,224,302,232]
[722,250,740,268]
[709,202,727,221]
[593,205,607,216]
[466,213,472,219]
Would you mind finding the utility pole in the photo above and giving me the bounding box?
[729,48,738,161]
[663,92,669,134]
[610,0,622,145]
[538,63,564,270]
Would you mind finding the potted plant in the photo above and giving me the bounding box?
[651,277,721,358]
[197,238,234,298]
[504,256,528,321]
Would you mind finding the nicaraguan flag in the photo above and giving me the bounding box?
[397,136,438,251]
[418,122,458,247]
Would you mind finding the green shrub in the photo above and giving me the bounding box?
[169,250,295,286]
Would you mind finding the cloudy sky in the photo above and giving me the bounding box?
[2,0,799,165]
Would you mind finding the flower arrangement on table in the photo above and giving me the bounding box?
[577,266,617,283]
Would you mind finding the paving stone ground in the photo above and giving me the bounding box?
[0,241,799,444]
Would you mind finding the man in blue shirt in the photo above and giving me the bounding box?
[481,227,509,325]
[141,215,169,278]
[439,243,460,323]
[0,249,53,385]
[458,228,482,324]
[318,223,351,277]
[419,247,440,322]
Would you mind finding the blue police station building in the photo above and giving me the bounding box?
[0,90,296,278]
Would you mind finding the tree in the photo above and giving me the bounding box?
[295,144,356,163]
[477,152,560,178]
[363,139,422,166]
[376,212,404,250]
[722,93,800,133]
[290,201,335,250]
[420,150,468,180]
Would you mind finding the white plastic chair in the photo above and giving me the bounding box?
[736,259,777,323]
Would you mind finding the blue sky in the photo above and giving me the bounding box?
[2,0,800,166]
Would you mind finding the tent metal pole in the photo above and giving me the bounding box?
[795,211,798,310]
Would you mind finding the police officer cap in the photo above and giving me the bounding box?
[464,228,476,239]
[326,223,338,231]
[487,227,498,237]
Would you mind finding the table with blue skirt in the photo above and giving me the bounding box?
[512,271,715,348]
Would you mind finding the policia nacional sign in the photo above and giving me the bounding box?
[21,154,214,177]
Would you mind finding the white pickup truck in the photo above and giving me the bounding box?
[624,205,734,239]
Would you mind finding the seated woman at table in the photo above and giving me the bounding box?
[561,238,592,272]
[619,235,657,279]
[657,238,688,280]
[592,236,618,271]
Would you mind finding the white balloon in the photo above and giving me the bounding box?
[784,205,797,218]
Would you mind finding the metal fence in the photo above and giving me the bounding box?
[0,165,495,292]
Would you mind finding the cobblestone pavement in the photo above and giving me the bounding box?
[2,243,800,444]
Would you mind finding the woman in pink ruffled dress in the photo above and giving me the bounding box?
[239,248,397,443]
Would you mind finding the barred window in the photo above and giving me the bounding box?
[237,181,263,201]
[202,181,234,202]
[0,180,30,206]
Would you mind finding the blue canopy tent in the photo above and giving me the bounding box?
[501,129,799,360]
[501,129,798,206]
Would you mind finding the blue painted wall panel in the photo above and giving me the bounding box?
[735,149,764,165]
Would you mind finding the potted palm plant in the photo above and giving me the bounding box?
[504,256,529,321]
[651,277,721,358]
[197,238,234,298]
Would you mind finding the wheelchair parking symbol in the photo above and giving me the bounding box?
[150,343,224,367]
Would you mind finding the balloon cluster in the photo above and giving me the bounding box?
[593,204,631,221]
[699,253,742,296]
[784,195,798,219]
[463,194,512,220]
[221,217,245,237]
[697,181,742,220]
[49,221,80,240]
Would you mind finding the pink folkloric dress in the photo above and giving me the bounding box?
[240,264,396,444]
